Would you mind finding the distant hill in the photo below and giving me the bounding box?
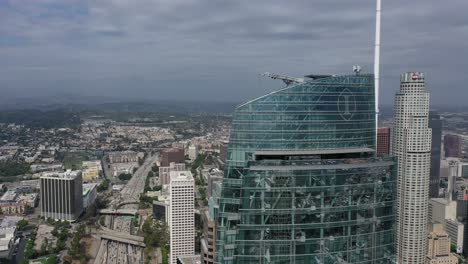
[0,96,239,115]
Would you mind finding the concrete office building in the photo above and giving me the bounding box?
[188,145,198,162]
[445,135,463,158]
[429,111,442,197]
[429,198,457,226]
[216,74,397,263]
[219,141,228,163]
[161,148,185,167]
[426,223,458,264]
[169,171,195,264]
[82,183,97,210]
[159,162,186,186]
[458,162,468,179]
[393,72,432,264]
[40,170,83,221]
[377,127,391,156]
[200,207,216,264]
[446,219,464,254]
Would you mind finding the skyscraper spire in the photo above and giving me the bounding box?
[375,0,381,139]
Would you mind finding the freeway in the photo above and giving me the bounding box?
[110,154,159,209]
[94,154,159,264]
[98,209,138,216]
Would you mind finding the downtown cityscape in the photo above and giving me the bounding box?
[1,0,468,264]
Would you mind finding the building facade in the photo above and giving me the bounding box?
[160,162,186,186]
[82,183,97,210]
[429,111,442,197]
[445,219,464,254]
[169,171,195,264]
[216,74,397,263]
[161,148,185,167]
[444,135,462,158]
[40,170,83,221]
[426,223,458,264]
[201,209,217,264]
[393,72,432,264]
[188,145,199,162]
[377,127,391,156]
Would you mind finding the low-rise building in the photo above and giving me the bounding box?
[177,255,201,264]
[0,189,38,216]
[82,160,102,182]
[82,183,97,210]
[426,223,458,264]
[0,227,16,258]
[107,151,142,163]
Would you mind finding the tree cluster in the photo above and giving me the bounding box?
[118,173,132,181]
[0,109,81,129]
[190,154,206,176]
[68,224,87,262]
[0,162,30,177]
[142,218,169,248]
[97,179,110,192]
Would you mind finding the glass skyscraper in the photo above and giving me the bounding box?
[216,74,397,264]
[429,111,442,198]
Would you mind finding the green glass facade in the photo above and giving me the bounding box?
[216,75,396,263]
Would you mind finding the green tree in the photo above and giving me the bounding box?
[118,173,132,181]
[142,218,169,248]
[16,219,28,229]
[45,255,58,264]
[40,238,48,255]
[46,217,55,225]
[97,179,110,192]
[25,205,34,214]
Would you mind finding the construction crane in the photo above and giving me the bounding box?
[260,72,304,86]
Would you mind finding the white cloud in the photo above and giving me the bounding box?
[0,0,467,104]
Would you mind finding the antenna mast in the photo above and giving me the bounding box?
[374,0,381,143]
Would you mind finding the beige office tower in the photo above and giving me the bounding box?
[427,224,458,264]
[393,72,432,264]
[169,171,195,264]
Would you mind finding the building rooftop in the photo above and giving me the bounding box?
[82,183,98,196]
[170,171,193,181]
[162,148,184,153]
[177,255,201,264]
[0,191,17,202]
[0,216,24,228]
[40,170,81,180]
[430,198,450,205]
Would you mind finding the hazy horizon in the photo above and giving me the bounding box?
[1,0,468,105]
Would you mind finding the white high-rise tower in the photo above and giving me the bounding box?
[169,170,195,264]
[393,72,432,264]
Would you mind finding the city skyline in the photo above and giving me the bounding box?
[1,0,468,105]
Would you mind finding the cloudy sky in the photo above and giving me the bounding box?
[1,0,467,106]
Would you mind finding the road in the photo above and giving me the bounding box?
[95,154,159,264]
[12,237,26,264]
[109,154,158,208]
